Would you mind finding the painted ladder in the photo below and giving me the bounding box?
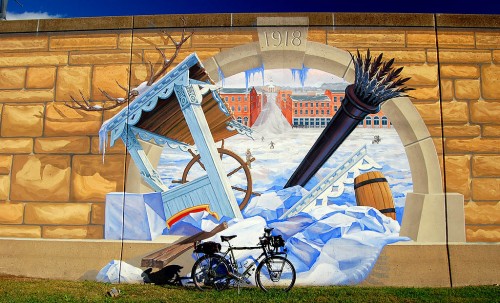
[279,145,368,219]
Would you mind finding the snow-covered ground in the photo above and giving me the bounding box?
[156,93,412,285]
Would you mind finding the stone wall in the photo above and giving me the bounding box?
[0,13,498,241]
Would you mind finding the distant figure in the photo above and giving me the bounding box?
[245,148,253,169]
[269,141,275,149]
[261,136,265,142]
[372,135,381,144]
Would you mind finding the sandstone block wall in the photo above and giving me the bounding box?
[0,14,498,241]
[0,31,129,239]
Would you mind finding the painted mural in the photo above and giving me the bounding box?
[0,13,499,287]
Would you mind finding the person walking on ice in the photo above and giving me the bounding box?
[269,141,275,149]
[245,148,253,169]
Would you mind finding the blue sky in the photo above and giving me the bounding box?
[5,0,500,20]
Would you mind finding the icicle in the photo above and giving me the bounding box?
[98,126,107,163]
[218,67,225,87]
[244,64,265,92]
[290,64,310,88]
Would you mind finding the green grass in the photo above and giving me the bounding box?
[0,276,498,303]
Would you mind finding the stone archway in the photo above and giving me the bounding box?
[197,21,465,242]
[126,18,465,242]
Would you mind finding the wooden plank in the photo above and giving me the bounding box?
[141,222,228,268]
[153,243,193,268]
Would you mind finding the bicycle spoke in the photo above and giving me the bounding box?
[256,256,296,292]
[191,255,230,291]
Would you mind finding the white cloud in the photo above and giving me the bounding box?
[6,11,62,20]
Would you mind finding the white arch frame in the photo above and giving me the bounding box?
[200,39,464,242]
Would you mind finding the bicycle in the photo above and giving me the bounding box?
[191,227,296,292]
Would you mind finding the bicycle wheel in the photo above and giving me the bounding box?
[191,254,231,291]
[255,255,296,292]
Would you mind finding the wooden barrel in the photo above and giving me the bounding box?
[354,171,396,220]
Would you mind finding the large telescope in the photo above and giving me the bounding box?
[284,50,412,188]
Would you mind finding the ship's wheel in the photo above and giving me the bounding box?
[177,145,260,210]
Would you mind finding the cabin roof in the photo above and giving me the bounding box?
[99,53,252,149]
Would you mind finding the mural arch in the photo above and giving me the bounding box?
[126,35,465,242]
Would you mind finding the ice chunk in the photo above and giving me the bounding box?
[96,260,144,284]
[243,186,308,221]
[165,211,223,236]
[105,192,166,240]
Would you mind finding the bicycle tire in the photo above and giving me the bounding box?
[191,254,231,291]
[255,255,296,292]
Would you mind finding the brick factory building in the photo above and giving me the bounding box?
[220,87,264,127]
[290,93,333,128]
[278,89,391,128]
[276,90,293,124]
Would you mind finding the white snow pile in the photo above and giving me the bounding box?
[173,186,409,285]
[252,93,292,135]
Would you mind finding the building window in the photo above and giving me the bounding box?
[293,118,299,125]
[225,97,228,102]
[305,103,308,107]
[231,106,235,112]
[237,117,242,123]
[305,110,308,114]
[294,110,298,114]
[316,103,319,107]
[327,110,330,115]
[315,119,320,126]
[334,106,338,111]
[244,117,249,125]
[382,116,388,127]
[321,110,324,115]
[238,106,241,112]
[244,106,248,112]
[300,110,303,114]
[334,96,337,102]
[294,103,297,107]
[231,96,235,101]
[316,110,319,114]
[374,116,380,126]
[300,103,303,107]
[365,116,372,126]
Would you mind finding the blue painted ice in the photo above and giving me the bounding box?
[175,185,408,285]
[105,192,166,240]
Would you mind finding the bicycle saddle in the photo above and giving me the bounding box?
[221,235,237,242]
